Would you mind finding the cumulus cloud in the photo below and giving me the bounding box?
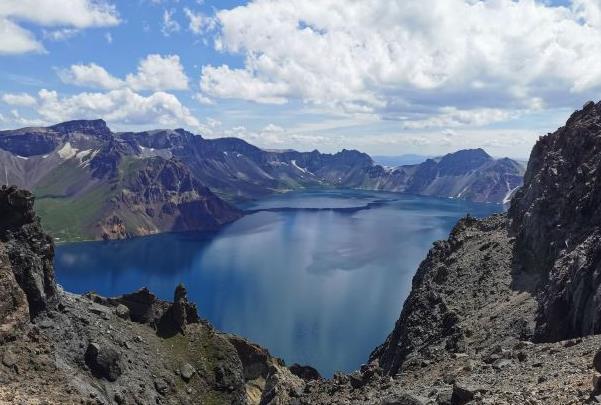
[126,54,189,91]
[58,63,124,90]
[34,88,200,129]
[59,54,189,91]
[1,93,38,107]
[199,0,601,126]
[0,0,119,54]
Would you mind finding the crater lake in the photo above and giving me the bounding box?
[54,190,502,376]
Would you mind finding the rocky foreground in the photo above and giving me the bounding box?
[1,101,601,405]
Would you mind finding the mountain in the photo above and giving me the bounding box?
[373,154,432,166]
[373,148,524,203]
[0,120,242,241]
[0,120,524,240]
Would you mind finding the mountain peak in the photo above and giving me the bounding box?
[50,119,111,137]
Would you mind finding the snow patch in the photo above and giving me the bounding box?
[503,186,520,204]
[291,160,307,173]
[76,149,91,160]
[16,155,28,160]
[57,142,78,159]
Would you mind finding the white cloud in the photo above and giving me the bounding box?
[0,0,119,54]
[193,92,215,105]
[0,18,44,54]
[58,63,124,90]
[105,32,113,44]
[35,88,200,129]
[183,8,216,35]
[199,0,601,128]
[59,54,189,92]
[201,65,289,104]
[161,9,180,36]
[43,28,80,41]
[1,93,37,107]
[126,54,189,91]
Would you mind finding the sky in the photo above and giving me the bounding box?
[1,0,601,159]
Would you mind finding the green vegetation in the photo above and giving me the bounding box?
[34,182,115,242]
[34,160,89,197]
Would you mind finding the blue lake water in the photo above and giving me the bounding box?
[54,190,502,377]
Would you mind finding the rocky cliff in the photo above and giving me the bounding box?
[509,100,601,342]
[0,186,307,404]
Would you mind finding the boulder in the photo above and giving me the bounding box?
[451,381,487,405]
[180,363,196,382]
[381,393,428,405]
[115,304,130,320]
[289,363,321,381]
[85,342,122,382]
[2,349,17,368]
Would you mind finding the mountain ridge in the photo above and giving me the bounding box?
[0,120,524,240]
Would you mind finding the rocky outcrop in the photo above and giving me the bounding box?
[509,100,601,342]
[0,186,56,318]
[99,156,243,241]
[368,214,535,376]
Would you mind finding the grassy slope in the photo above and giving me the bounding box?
[32,160,116,241]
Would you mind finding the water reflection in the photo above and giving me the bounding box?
[55,190,501,376]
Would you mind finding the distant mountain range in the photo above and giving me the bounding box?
[0,120,524,240]
[372,154,433,166]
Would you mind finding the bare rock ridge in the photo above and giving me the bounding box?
[0,120,523,240]
[0,186,56,319]
[0,186,306,404]
[510,100,601,342]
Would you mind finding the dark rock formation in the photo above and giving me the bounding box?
[289,363,321,381]
[0,186,56,317]
[510,100,601,342]
[85,342,122,382]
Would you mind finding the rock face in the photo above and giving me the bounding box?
[509,100,601,342]
[0,120,243,241]
[0,186,56,318]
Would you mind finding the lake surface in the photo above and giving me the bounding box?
[54,190,502,376]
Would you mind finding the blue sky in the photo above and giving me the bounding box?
[1,0,600,158]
